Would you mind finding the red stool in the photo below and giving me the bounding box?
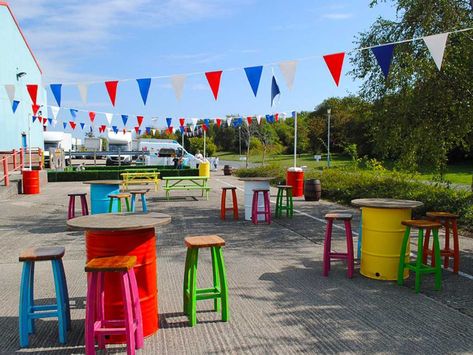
[323,213,354,278]
[220,187,238,220]
[251,189,271,225]
[67,193,89,220]
[422,211,460,273]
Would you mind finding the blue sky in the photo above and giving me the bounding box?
[9,0,395,134]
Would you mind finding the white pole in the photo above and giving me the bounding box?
[181,129,184,149]
[203,128,206,158]
[28,113,32,170]
[327,108,331,168]
[293,111,297,168]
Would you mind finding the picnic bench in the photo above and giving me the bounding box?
[161,176,210,200]
[121,170,160,191]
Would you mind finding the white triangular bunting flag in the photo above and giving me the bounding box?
[50,106,60,120]
[225,117,232,126]
[278,60,298,90]
[171,74,186,101]
[256,115,262,125]
[105,113,113,125]
[423,33,449,71]
[151,129,156,135]
[77,83,88,104]
[190,124,195,132]
[280,112,287,121]
[191,118,198,126]
[4,84,15,103]
[53,119,58,127]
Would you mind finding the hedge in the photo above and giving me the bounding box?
[235,165,473,229]
[48,168,199,182]
[83,165,190,171]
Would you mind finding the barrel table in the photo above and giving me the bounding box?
[83,180,122,214]
[239,177,274,221]
[67,212,171,342]
[352,198,423,281]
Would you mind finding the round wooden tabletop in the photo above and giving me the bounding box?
[351,198,423,209]
[67,212,171,231]
[238,177,275,181]
[83,180,123,185]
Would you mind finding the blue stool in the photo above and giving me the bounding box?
[129,190,149,213]
[19,247,70,347]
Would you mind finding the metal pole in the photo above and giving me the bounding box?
[327,108,331,168]
[181,130,184,149]
[28,113,32,170]
[293,111,297,168]
[118,148,121,167]
[203,128,206,158]
[239,127,241,156]
[93,151,97,166]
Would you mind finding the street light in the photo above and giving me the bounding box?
[327,108,331,168]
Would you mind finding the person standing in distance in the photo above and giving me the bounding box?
[195,150,204,168]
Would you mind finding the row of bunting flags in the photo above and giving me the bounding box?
[1,31,461,118]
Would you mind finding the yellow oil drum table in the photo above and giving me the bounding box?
[352,198,423,281]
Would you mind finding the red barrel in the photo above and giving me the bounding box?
[22,169,40,194]
[86,228,157,343]
[286,169,304,197]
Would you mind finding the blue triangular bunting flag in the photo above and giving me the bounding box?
[32,116,37,123]
[204,118,210,127]
[80,123,85,130]
[371,44,395,78]
[145,127,151,134]
[121,114,128,126]
[136,78,152,105]
[244,66,263,97]
[12,100,20,113]
[271,75,280,107]
[50,84,62,106]
[166,117,172,128]
[63,122,67,129]
[112,125,118,134]
[70,109,78,120]
[48,118,52,125]
[179,126,185,133]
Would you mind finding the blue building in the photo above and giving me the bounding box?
[0,1,45,151]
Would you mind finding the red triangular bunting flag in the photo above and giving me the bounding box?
[69,121,76,130]
[136,116,144,127]
[205,71,223,100]
[134,126,140,133]
[89,111,96,123]
[100,124,106,133]
[323,52,345,86]
[274,113,279,122]
[105,80,119,106]
[216,118,222,128]
[247,116,253,125]
[26,84,38,104]
[179,118,185,126]
[32,104,40,115]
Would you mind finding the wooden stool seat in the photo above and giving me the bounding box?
[221,186,237,190]
[68,192,87,197]
[109,193,131,199]
[185,235,226,248]
[253,189,270,193]
[85,256,137,272]
[19,246,65,262]
[426,211,459,219]
[128,189,149,195]
[325,213,353,221]
[401,220,442,229]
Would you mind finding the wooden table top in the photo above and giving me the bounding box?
[83,180,123,185]
[67,212,171,231]
[351,198,423,209]
[238,177,274,182]
[161,176,208,180]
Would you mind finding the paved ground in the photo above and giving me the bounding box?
[0,171,472,354]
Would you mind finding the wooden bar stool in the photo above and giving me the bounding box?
[129,190,149,213]
[275,185,294,218]
[398,220,442,293]
[19,247,71,347]
[220,187,238,220]
[251,189,271,224]
[85,256,144,355]
[323,213,354,278]
[67,193,89,219]
[183,235,229,327]
[422,212,460,273]
[108,193,131,213]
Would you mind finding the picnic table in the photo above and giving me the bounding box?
[161,176,210,200]
[121,170,160,191]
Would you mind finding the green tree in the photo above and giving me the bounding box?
[188,137,217,156]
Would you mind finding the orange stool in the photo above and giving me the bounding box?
[422,212,460,273]
[220,187,238,220]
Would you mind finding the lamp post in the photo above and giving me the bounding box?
[238,126,241,157]
[293,111,297,168]
[327,108,331,168]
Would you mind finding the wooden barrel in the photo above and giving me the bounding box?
[304,179,321,201]
[22,169,40,194]
[223,165,232,176]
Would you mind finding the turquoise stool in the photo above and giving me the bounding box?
[129,190,149,213]
[19,246,70,347]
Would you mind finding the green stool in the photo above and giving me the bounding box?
[275,185,294,218]
[108,193,131,213]
[398,219,443,293]
[183,235,229,326]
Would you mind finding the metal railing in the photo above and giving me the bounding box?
[0,148,43,186]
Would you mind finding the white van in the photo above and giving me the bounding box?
[136,139,201,168]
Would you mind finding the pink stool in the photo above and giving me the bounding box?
[67,193,89,220]
[323,212,354,278]
[85,256,144,355]
[251,189,271,225]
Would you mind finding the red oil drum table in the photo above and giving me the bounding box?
[67,212,171,341]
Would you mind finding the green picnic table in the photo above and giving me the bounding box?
[161,176,210,200]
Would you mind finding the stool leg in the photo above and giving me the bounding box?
[67,197,73,220]
[58,260,71,331]
[251,192,258,224]
[275,188,281,218]
[27,262,35,334]
[83,195,89,215]
[215,247,229,322]
[423,228,431,265]
[19,261,32,347]
[189,249,199,326]
[432,228,442,291]
[414,229,424,293]
[183,249,192,316]
[264,192,271,224]
[120,272,136,355]
[231,189,238,220]
[443,220,450,269]
[286,190,290,217]
[81,195,87,216]
[344,220,354,278]
[452,219,459,274]
[128,269,144,349]
[323,220,333,277]
[71,196,76,219]
[117,199,122,213]
[211,247,221,312]
[131,194,136,213]
[125,197,131,212]
[85,273,98,355]
[108,198,114,213]
[96,272,105,349]
[220,189,226,220]
[398,226,410,286]
[141,194,148,213]
[52,259,67,344]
